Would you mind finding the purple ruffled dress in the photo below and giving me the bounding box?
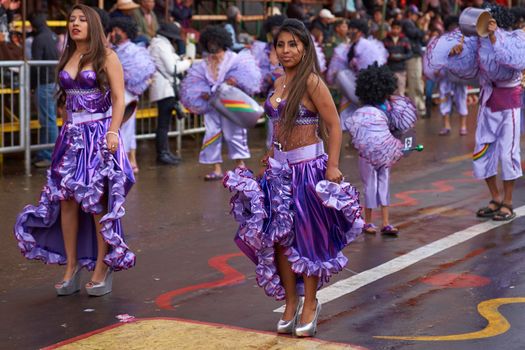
[13,70,136,271]
[224,96,364,300]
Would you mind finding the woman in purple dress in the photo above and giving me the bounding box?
[224,19,363,337]
[14,4,135,296]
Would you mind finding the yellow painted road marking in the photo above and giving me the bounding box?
[375,297,525,341]
[47,318,367,350]
[444,153,471,164]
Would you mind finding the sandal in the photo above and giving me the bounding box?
[476,200,502,218]
[459,127,468,136]
[439,128,451,136]
[493,203,516,221]
[363,223,377,234]
[381,225,399,235]
[204,172,224,181]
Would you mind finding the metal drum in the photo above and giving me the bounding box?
[459,7,492,37]
[210,83,265,129]
[335,69,360,104]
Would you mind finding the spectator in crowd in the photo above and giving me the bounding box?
[369,8,390,41]
[93,7,110,34]
[286,0,310,25]
[30,12,59,168]
[510,6,525,29]
[133,0,159,43]
[383,20,412,96]
[0,0,20,43]
[0,26,23,60]
[110,0,139,18]
[149,22,192,165]
[422,0,450,17]
[332,0,356,17]
[311,8,335,44]
[224,5,245,52]
[109,16,155,173]
[325,19,349,60]
[172,0,192,28]
[403,5,427,116]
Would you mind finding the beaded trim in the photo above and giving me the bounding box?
[65,88,101,95]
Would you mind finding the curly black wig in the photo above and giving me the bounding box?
[348,18,369,36]
[93,7,110,34]
[510,6,525,27]
[199,25,233,52]
[356,63,397,106]
[264,15,286,33]
[483,3,515,30]
[443,15,459,32]
[108,16,138,40]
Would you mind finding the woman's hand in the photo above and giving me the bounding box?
[226,77,237,87]
[449,35,464,56]
[106,132,119,154]
[487,18,497,44]
[325,166,343,183]
[201,92,210,100]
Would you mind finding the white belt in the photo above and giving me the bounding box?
[68,108,112,125]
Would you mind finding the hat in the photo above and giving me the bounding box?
[319,9,335,19]
[407,5,422,16]
[116,0,140,11]
[157,22,182,41]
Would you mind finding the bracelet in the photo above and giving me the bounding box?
[106,131,119,138]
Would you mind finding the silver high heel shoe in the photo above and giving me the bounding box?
[277,298,304,334]
[85,269,113,297]
[294,300,322,337]
[55,266,81,296]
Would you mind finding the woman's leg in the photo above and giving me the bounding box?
[300,274,320,324]
[90,200,110,283]
[58,199,80,284]
[275,244,298,321]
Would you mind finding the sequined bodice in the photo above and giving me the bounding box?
[264,91,320,126]
[58,70,111,113]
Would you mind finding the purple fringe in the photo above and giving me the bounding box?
[352,37,388,71]
[115,42,156,96]
[180,62,212,114]
[225,50,262,95]
[388,95,418,132]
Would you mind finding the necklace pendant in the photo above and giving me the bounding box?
[276,97,282,103]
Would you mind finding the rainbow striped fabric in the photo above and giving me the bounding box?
[201,131,222,150]
[221,99,256,113]
[473,144,489,161]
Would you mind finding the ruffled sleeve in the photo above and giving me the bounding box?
[423,29,479,82]
[225,50,262,95]
[387,95,418,132]
[118,43,156,96]
[180,61,212,114]
[353,37,388,71]
[493,28,525,70]
[326,43,349,85]
[346,106,404,169]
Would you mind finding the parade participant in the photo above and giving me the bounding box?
[346,63,417,235]
[223,19,363,337]
[427,4,524,220]
[180,25,261,181]
[14,4,136,296]
[109,16,155,173]
[326,18,388,129]
[437,16,468,136]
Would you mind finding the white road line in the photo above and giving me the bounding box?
[274,205,525,313]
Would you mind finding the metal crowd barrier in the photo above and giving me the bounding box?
[0,60,208,176]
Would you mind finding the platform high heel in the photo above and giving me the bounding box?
[277,298,304,334]
[85,269,113,297]
[55,266,81,296]
[294,300,322,337]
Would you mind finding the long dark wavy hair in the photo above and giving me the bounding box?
[273,19,323,143]
[56,4,109,104]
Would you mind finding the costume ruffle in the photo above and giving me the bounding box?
[387,95,418,132]
[326,43,349,85]
[180,61,212,114]
[224,156,363,300]
[225,49,262,95]
[352,37,388,71]
[14,121,136,271]
[346,106,404,169]
[116,41,156,96]
[423,29,479,82]
[492,28,525,70]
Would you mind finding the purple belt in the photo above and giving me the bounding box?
[67,108,112,125]
[486,85,523,112]
[273,142,325,164]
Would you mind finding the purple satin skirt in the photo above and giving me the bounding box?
[14,117,136,271]
[224,142,363,300]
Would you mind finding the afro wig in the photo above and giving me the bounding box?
[108,16,138,40]
[356,63,397,106]
[348,18,369,36]
[199,25,233,52]
[483,3,515,30]
[444,15,459,32]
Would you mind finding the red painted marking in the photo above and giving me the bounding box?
[155,253,245,310]
[42,317,371,350]
[422,273,491,288]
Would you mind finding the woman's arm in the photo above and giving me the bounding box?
[307,74,343,183]
[105,49,125,153]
